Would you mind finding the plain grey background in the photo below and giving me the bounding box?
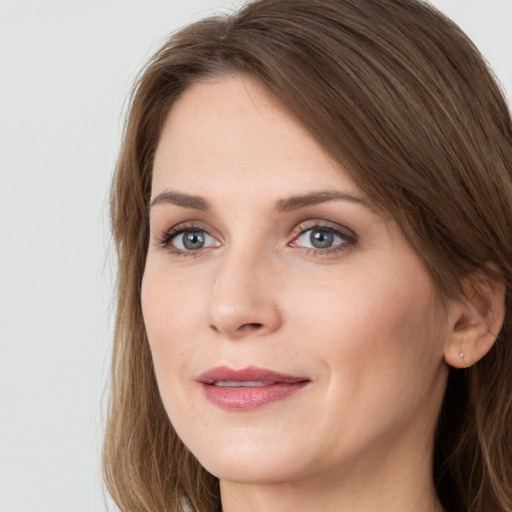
[0,1,510,511]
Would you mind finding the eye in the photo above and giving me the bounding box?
[159,226,219,254]
[300,228,339,249]
[290,223,356,253]
[172,230,217,251]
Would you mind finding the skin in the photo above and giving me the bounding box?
[141,75,463,512]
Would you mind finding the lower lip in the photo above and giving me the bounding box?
[201,382,309,411]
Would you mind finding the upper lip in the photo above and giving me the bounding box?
[197,365,309,385]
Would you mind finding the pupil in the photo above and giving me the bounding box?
[183,231,205,250]
[310,229,333,249]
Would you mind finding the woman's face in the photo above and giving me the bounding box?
[142,76,453,487]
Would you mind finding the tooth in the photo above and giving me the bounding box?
[213,381,274,387]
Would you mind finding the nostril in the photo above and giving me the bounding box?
[242,322,263,331]
[208,321,265,335]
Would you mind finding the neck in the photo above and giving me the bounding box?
[220,430,444,512]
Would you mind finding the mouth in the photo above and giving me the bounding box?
[197,366,310,411]
[212,380,276,387]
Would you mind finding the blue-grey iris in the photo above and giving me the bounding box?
[310,229,334,248]
[183,231,205,250]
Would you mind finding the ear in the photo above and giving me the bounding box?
[444,270,505,369]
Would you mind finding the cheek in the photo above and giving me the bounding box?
[141,268,204,383]
[288,265,445,393]
[140,267,213,440]
[284,267,446,454]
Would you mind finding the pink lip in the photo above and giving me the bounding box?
[197,365,310,411]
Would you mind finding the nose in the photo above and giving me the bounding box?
[206,248,282,339]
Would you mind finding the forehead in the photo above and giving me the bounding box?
[151,75,360,200]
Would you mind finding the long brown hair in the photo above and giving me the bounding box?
[103,1,512,511]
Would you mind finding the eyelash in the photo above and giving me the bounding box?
[157,221,357,257]
[157,223,212,258]
[291,221,357,256]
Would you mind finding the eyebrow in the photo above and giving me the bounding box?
[150,191,210,211]
[149,189,371,212]
[274,190,371,212]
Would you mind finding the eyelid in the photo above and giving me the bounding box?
[289,220,358,253]
[156,221,220,250]
[291,220,357,241]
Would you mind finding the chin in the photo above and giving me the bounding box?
[183,429,310,485]
[200,451,303,485]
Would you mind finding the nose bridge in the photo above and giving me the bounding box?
[207,238,281,337]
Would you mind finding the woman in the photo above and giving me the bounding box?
[103,1,512,511]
